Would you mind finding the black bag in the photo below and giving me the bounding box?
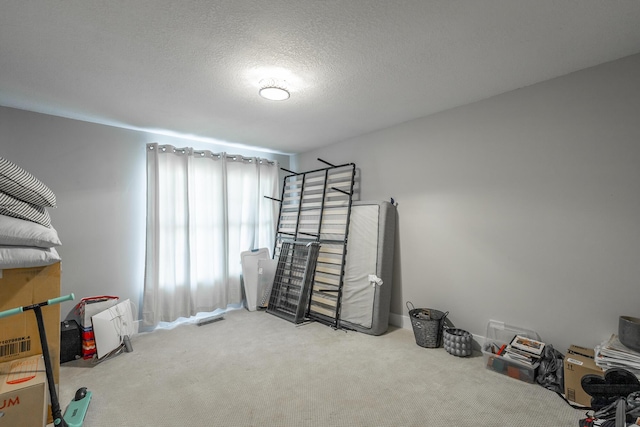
[536,344,565,393]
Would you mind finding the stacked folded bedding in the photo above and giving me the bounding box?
[0,156,61,269]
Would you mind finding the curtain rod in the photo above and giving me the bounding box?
[147,143,276,165]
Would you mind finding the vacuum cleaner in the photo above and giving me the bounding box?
[0,293,91,427]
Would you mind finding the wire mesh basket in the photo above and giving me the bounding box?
[406,301,448,348]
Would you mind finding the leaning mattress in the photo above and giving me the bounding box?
[339,200,396,335]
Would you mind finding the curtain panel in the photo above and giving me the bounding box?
[143,143,279,326]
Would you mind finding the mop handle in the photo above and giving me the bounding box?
[0,293,75,319]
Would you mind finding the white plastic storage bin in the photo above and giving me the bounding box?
[481,320,541,383]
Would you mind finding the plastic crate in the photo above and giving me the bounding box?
[481,320,541,383]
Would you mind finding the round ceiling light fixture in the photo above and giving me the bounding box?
[259,79,290,101]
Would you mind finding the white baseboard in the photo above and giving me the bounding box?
[389,312,412,330]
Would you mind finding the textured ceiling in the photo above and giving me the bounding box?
[2,1,640,154]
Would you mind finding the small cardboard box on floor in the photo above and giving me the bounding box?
[564,345,605,407]
[0,354,48,426]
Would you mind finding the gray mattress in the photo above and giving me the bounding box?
[339,200,396,335]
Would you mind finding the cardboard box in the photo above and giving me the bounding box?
[564,344,605,407]
[0,262,61,385]
[0,355,47,426]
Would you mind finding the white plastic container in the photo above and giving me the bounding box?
[481,320,541,383]
[240,248,270,311]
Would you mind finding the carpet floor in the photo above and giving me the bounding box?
[57,308,586,426]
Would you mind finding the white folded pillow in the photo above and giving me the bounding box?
[0,214,61,248]
[0,246,61,269]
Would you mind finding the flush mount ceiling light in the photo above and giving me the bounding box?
[259,78,290,101]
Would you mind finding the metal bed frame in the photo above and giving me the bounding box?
[266,159,356,328]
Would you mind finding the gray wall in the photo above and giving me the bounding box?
[293,54,640,352]
[0,109,289,321]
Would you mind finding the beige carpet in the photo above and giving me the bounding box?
[58,309,586,426]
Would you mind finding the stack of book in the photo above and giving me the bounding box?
[502,335,545,366]
[595,334,640,379]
